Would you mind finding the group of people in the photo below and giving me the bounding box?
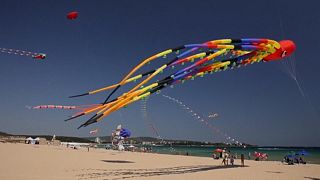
[210,148,312,166]
[282,155,306,165]
[212,149,245,167]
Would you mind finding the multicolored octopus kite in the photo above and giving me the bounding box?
[40,38,297,129]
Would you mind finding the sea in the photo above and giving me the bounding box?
[97,144,320,164]
[149,146,320,164]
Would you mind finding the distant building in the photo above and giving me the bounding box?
[142,141,152,145]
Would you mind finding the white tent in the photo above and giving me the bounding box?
[25,137,40,144]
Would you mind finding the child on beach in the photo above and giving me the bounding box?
[212,153,217,159]
[230,155,234,165]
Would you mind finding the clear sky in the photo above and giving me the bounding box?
[0,0,319,146]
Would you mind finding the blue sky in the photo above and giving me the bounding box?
[0,0,319,146]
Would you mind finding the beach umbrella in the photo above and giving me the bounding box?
[214,148,223,153]
[254,151,262,157]
[286,154,294,159]
[298,150,309,156]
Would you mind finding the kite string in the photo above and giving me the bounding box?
[277,10,306,99]
[288,55,320,118]
[141,97,179,153]
[140,97,163,141]
[161,94,244,146]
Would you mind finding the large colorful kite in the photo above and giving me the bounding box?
[62,38,296,128]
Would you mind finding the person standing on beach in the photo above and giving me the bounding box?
[241,153,245,167]
[230,155,234,165]
[225,152,229,165]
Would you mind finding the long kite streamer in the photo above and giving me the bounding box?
[0,47,46,60]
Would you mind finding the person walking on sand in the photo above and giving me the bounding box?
[222,150,226,165]
[222,155,226,165]
[241,153,245,167]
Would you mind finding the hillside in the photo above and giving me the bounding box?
[0,131,93,143]
[0,131,12,136]
[1,131,253,146]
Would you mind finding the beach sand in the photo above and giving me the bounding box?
[0,143,319,180]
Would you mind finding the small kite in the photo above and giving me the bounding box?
[208,113,219,119]
[67,11,78,20]
[89,128,99,135]
[32,53,46,60]
[43,38,296,129]
[0,47,46,60]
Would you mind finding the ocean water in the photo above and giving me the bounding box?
[149,146,320,164]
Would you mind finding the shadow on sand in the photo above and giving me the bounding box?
[77,164,247,180]
[101,160,135,163]
[305,177,320,180]
[265,171,284,174]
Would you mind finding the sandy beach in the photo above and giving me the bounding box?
[0,143,319,180]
